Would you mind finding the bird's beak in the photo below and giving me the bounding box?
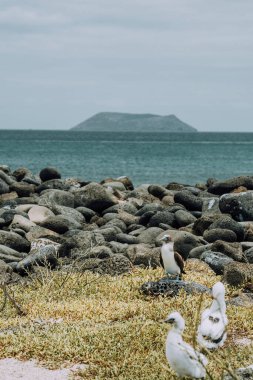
[164,318,174,324]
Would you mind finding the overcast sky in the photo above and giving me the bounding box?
[0,0,253,131]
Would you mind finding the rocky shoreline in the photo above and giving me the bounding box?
[0,165,253,291]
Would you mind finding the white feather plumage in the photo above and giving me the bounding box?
[165,311,208,379]
[197,282,228,349]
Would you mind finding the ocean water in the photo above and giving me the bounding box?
[0,130,253,186]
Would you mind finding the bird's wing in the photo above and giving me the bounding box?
[174,251,185,274]
[178,341,207,366]
[160,252,164,268]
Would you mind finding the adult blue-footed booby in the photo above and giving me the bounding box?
[197,281,228,349]
[160,234,185,279]
[165,311,208,379]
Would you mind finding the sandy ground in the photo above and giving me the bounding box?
[0,359,86,380]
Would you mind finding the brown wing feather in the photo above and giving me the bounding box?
[160,252,164,269]
[174,251,186,274]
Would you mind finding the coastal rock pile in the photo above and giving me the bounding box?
[0,165,253,286]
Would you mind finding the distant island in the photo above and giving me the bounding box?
[70,112,197,132]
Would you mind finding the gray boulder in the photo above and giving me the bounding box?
[203,228,237,243]
[208,175,253,195]
[202,197,221,214]
[39,215,82,234]
[223,262,253,286]
[189,244,212,259]
[37,179,70,193]
[104,219,127,233]
[26,225,60,242]
[97,227,120,242]
[127,244,160,268]
[139,211,156,226]
[0,178,9,195]
[0,170,14,185]
[201,250,234,274]
[192,214,219,236]
[140,277,210,297]
[208,215,245,241]
[138,227,164,245]
[88,245,112,259]
[174,190,203,211]
[174,209,197,227]
[219,191,253,221]
[11,214,36,232]
[244,247,253,263]
[39,167,61,182]
[116,233,139,244]
[102,181,126,191]
[97,254,132,275]
[135,203,164,216]
[0,230,30,252]
[173,231,207,260]
[148,211,175,228]
[9,182,35,197]
[74,182,117,212]
[38,190,75,208]
[148,184,168,199]
[52,205,85,224]
[75,206,96,222]
[211,240,244,261]
[69,230,105,255]
[109,241,129,254]
[16,245,58,274]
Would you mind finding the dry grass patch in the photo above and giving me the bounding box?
[0,263,252,379]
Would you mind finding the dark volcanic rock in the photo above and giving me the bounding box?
[223,262,253,286]
[139,211,156,226]
[135,203,164,216]
[127,244,161,268]
[189,244,212,259]
[39,167,61,182]
[0,178,9,195]
[76,206,96,222]
[174,190,203,211]
[148,211,175,227]
[10,182,35,197]
[97,254,132,275]
[137,227,164,245]
[74,182,117,212]
[40,215,82,234]
[37,179,70,193]
[15,245,58,274]
[174,231,206,260]
[192,214,219,236]
[208,215,245,241]
[244,247,253,263]
[140,277,210,297]
[219,191,253,221]
[211,240,244,261]
[148,184,168,199]
[208,176,253,195]
[203,228,237,243]
[88,245,112,259]
[0,230,30,252]
[116,233,139,244]
[201,250,234,274]
[174,209,197,227]
[38,190,75,208]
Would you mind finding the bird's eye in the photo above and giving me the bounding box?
[213,318,219,323]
